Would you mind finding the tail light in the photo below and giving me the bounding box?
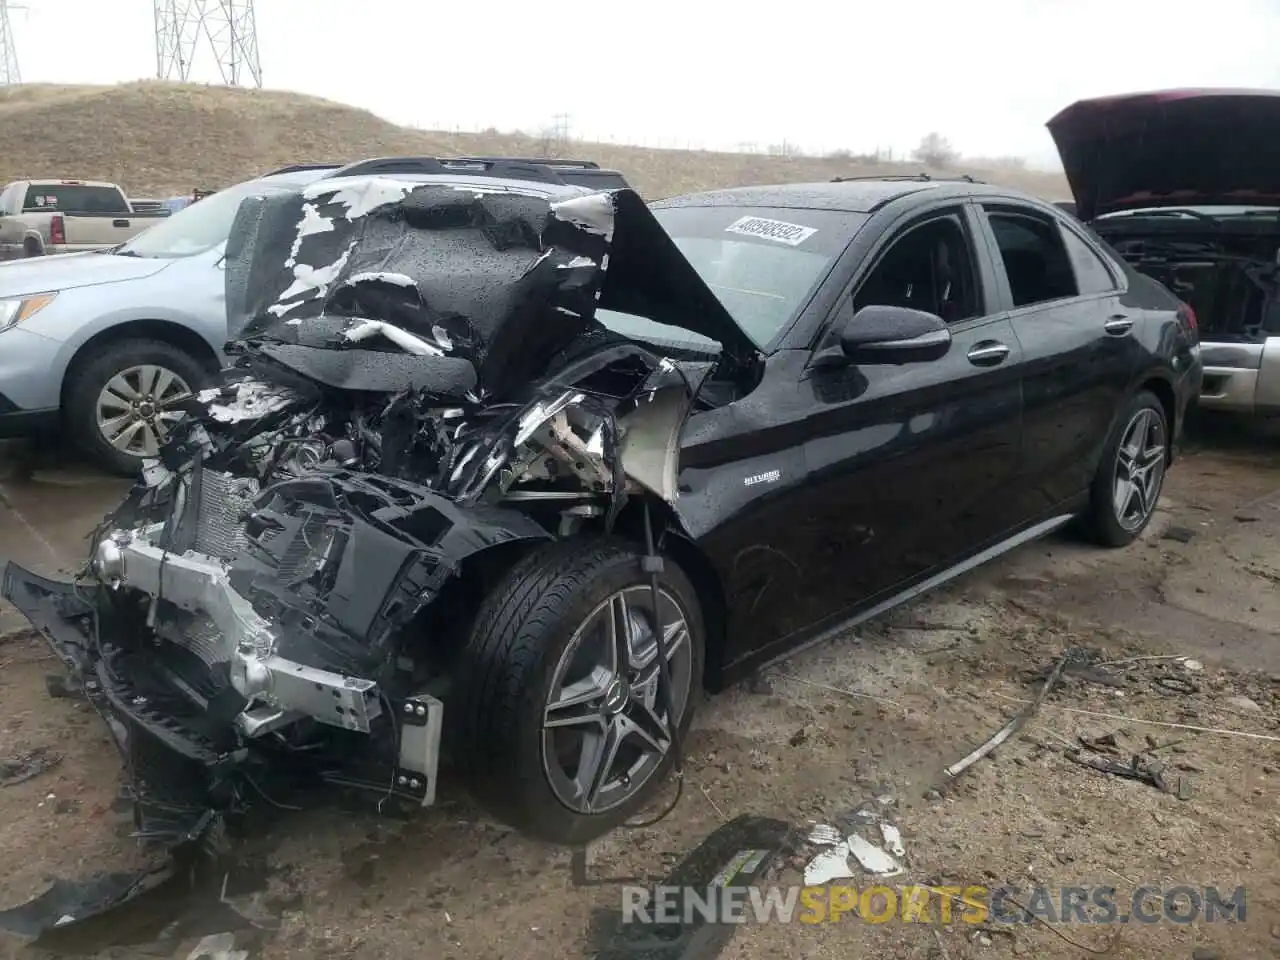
[49,214,65,245]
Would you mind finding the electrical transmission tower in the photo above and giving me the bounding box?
[154,0,262,88]
[0,1,23,86]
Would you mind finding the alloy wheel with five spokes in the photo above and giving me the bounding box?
[1112,406,1167,532]
[541,584,693,815]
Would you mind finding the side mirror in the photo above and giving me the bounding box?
[839,305,951,365]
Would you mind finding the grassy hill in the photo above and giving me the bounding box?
[0,81,1070,201]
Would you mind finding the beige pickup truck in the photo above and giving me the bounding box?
[0,179,168,259]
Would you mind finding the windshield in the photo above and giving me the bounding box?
[598,205,862,350]
[117,176,309,259]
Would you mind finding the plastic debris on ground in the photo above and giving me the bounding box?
[802,795,907,887]
[591,814,792,960]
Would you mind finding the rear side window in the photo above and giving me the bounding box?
[985,209,1079,308]
[22,184,130,214]
[1058,223,1117,295]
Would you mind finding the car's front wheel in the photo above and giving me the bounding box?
[65,338,210,476]
[454,538,704,845]
[1083,390,1169,547]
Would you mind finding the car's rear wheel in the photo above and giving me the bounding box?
[1082,390,1169,547]
[453,538,703,845]
[65,338,210,476]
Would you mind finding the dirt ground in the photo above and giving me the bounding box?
[0,415,1278,960]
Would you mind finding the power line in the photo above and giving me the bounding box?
[154,0,261,87]
[0,1,24,85]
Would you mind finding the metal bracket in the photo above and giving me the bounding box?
[391,768,431,801]
[395,692,442,807]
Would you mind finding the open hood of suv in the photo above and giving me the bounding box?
[1047,89,1280,221]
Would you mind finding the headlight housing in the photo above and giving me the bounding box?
[0,293,58,330]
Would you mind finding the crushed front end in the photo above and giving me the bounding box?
[2,176,741,843]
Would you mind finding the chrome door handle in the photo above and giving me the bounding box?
[1104,315,1134,335]
[966,342,1010,366]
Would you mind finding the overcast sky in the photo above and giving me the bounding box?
[10,0,1280,169]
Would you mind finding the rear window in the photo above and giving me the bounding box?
[598,205,863,350]
[22,184,130,214]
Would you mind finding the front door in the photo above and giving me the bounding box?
[722,205,1026,665]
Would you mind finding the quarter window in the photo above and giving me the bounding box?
[986,210,1078,308]
[1059,224,1117,295]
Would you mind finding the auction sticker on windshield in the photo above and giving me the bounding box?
[725,215,816,246]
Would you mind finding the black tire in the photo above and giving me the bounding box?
[64,338,212,476]
[23,237,42,257]
[1081,390,1170,547]
[453,537,705,845]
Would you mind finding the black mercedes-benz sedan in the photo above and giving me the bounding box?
[3,168,1201,853]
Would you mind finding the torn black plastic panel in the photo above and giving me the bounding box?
[1,563,221,848]
[228,472,553,671]
[588,814,794,960]
[223,180,757,398]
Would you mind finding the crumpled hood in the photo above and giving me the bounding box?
[1048,88,1280,221]
[0,250,169,296]
[224,178,755,398]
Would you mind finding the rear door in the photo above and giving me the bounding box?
[972,201,1139,520]
[787,202,1025,624]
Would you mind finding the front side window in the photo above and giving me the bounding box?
[853,212,982,323]
[986,209,1079,308]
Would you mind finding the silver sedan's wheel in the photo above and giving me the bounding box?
[1112,406,1167,532]
[94,364,194,457]
[542,584,693,815]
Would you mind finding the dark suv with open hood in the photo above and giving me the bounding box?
[1049,88,1280,415]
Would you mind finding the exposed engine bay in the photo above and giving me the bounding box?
[1094,211,1280,342]
[2,178,762,845]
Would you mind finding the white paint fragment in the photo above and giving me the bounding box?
[284,202,335,268]
[725,215,816,246]
[267,241,358,316]
[344,271,416,287]
[550,193,615,240]
[808,823,843,846]
[342,319,445,356]
[804,842,855,886]
[431,325,453,350]
[54,915,75,927]
[847,833,903,876]
[879,823,906,858]
[1182,658,1204,672]
[303,177,415,219]
[559,255,596,269]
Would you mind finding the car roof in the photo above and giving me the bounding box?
[652,178,1037,214]
[253,167,590,200]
